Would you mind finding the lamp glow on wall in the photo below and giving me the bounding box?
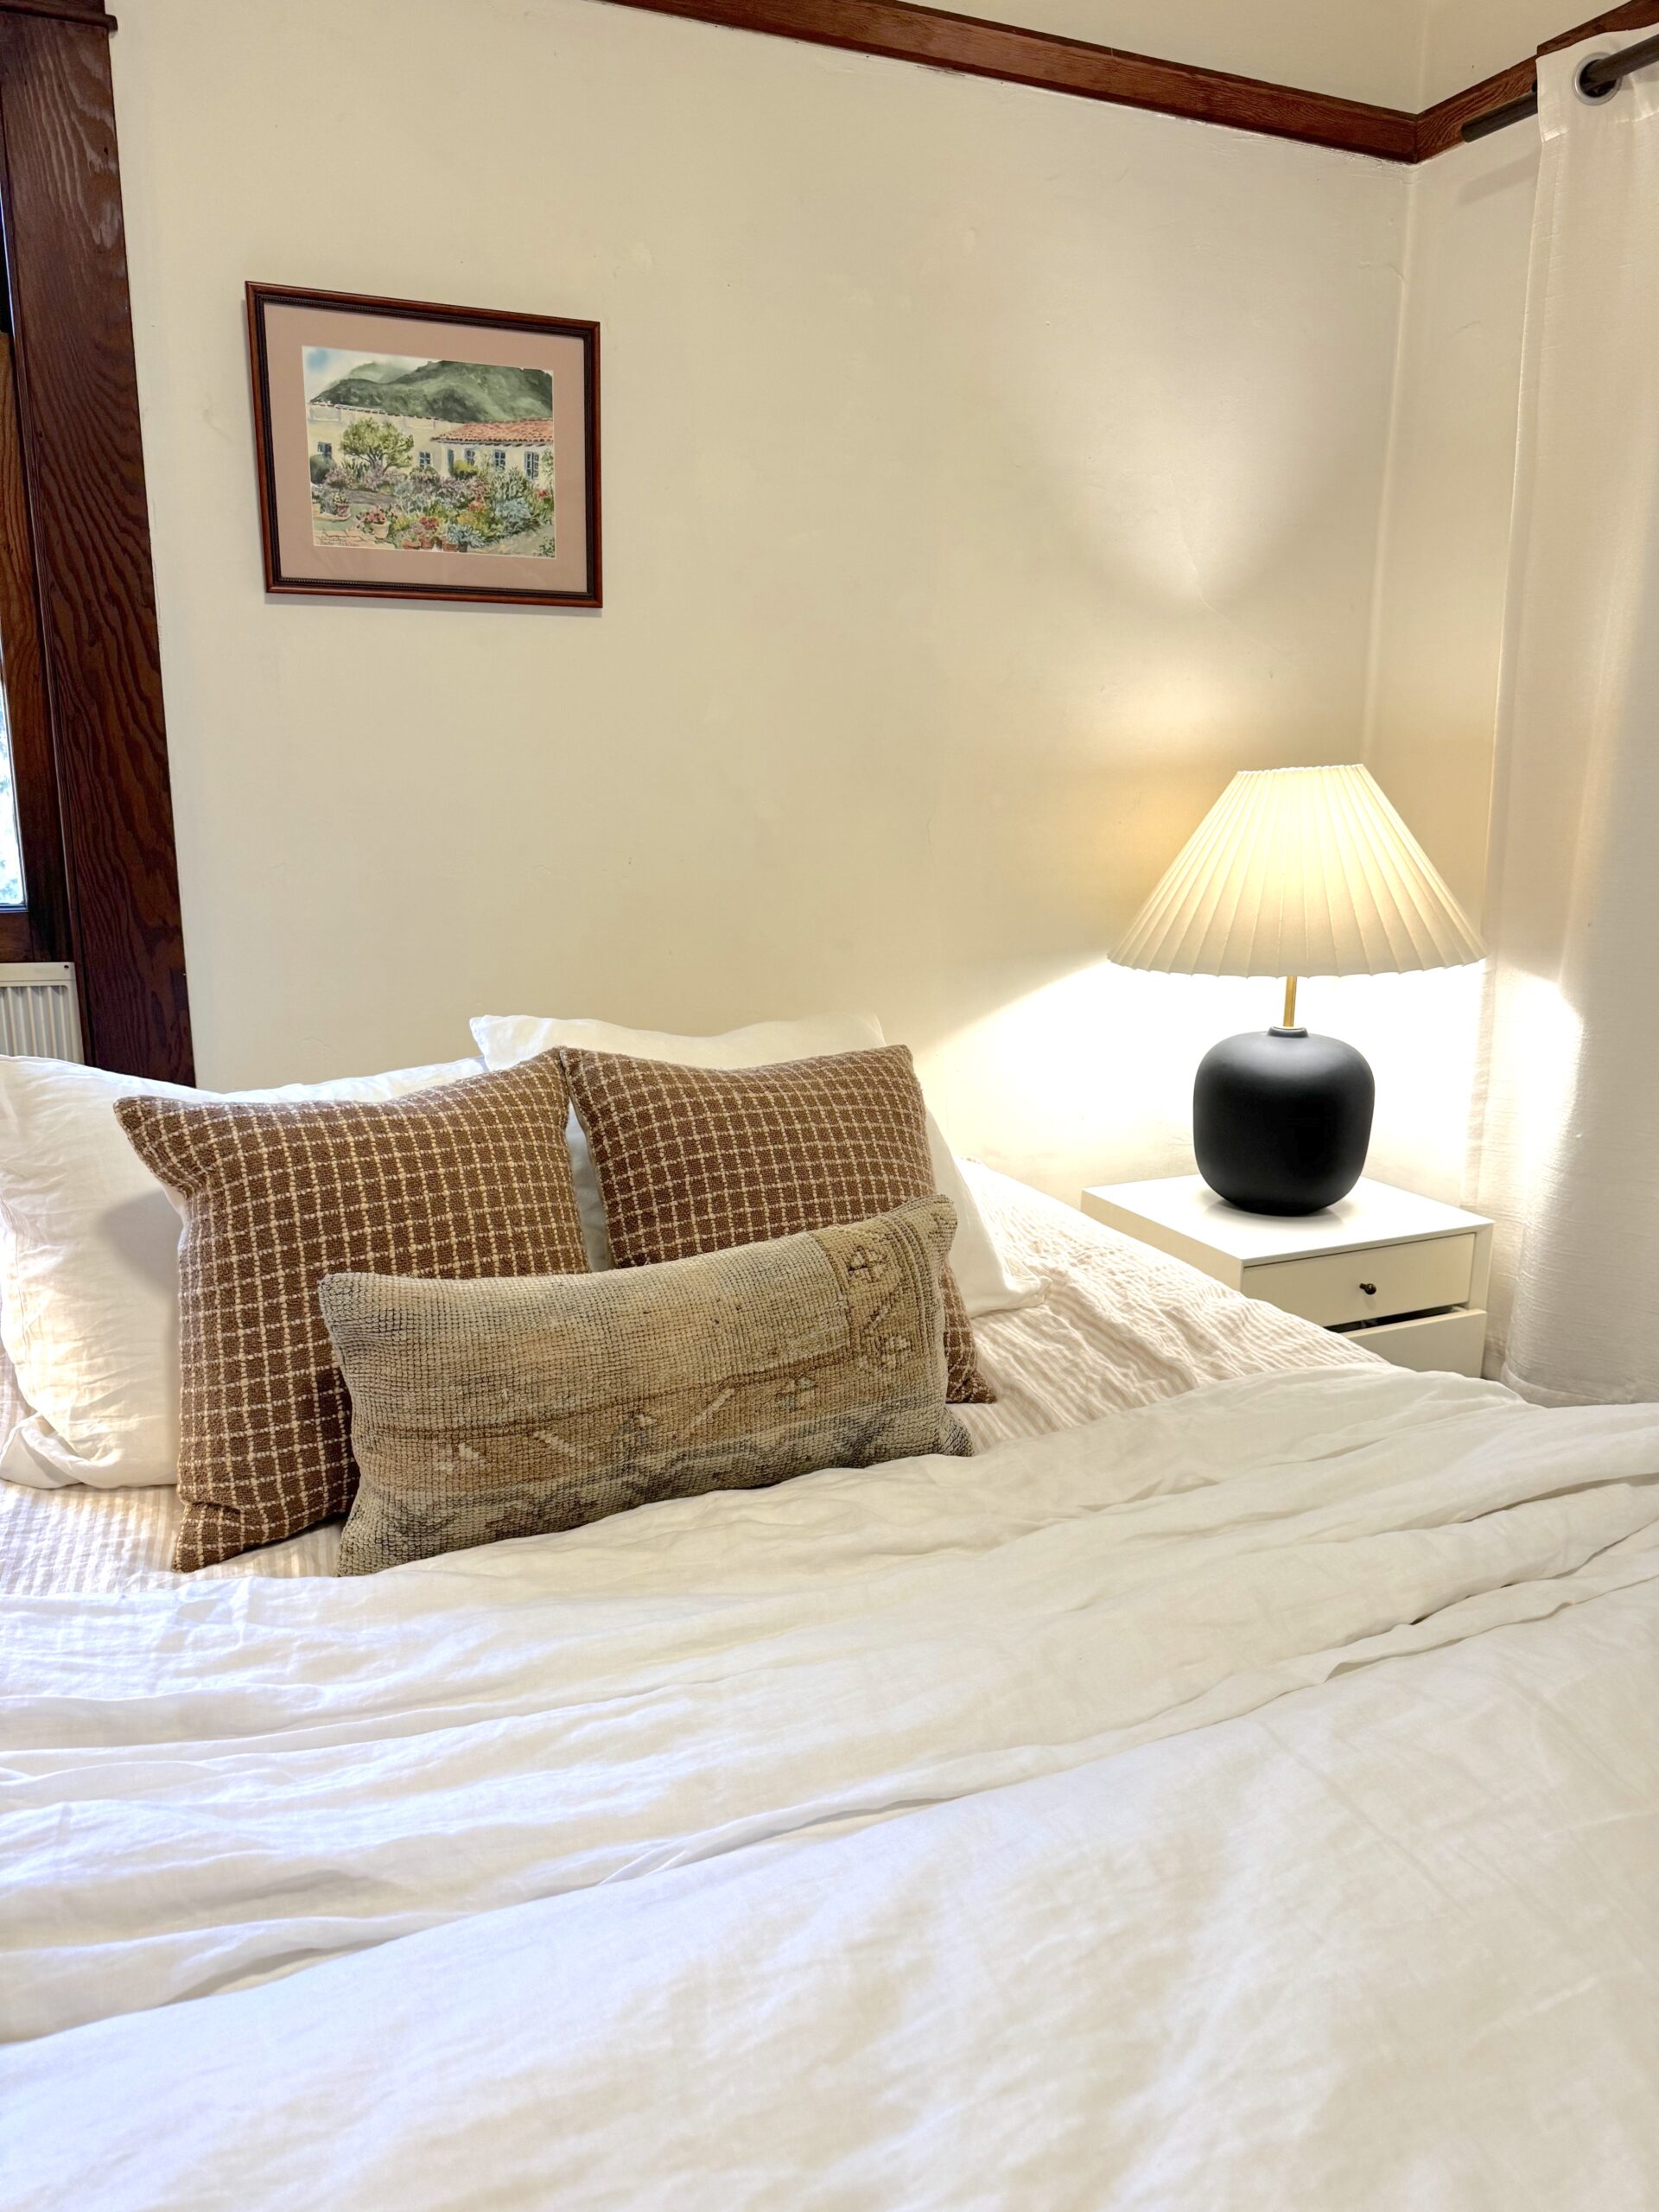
[1112,765,1483,1215]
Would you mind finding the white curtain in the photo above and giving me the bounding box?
[1471,28,1659,1403]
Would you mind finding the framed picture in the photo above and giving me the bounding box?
[245,282,601,607]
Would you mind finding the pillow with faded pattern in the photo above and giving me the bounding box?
[321,1195,971,1574]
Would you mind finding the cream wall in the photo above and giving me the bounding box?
[118,0,1421,1204]
[1366,133,1538,925]
[1414,0,1599,104]
[1355,130,1539,1200]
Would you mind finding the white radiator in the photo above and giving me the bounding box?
[0,963,83,1062]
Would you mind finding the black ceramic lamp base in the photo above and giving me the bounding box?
[1193,1027,1375,1216]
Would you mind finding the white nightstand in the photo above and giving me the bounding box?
[1081,1176,1493,1376]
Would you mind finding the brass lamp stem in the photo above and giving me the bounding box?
[1281,976,1299,1028]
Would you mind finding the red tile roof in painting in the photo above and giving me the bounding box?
[432,420,556,443]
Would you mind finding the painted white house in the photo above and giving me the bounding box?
[430,419,556,481]
[306,401,446,474]
[307,401,554,482]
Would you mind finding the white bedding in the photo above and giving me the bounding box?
[4,1360,1658,2208]
[0,1166,1367,1592]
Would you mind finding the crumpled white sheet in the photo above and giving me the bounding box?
[3,1363,1658,2209]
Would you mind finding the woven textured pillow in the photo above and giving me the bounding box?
[115,1053,587,1570]
[561,1044,991,1402]
[0,1050,483,1493]
[321,1197,972,1574]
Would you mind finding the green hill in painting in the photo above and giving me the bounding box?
[315,358,553,423]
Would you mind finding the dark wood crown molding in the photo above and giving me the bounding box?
[599,0,1418,159]
[0,1,115,30]
[598,0,1659,163]
[1414,62,1538,160]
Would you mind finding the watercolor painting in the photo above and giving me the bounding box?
[247,284,600,607]
[303,348,557,557]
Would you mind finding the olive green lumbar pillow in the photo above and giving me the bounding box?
[321,1195,973,1574]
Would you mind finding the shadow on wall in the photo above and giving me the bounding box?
[912,958,1488,1210]
[891,724,1489,1206]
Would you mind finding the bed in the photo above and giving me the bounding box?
[3,1167,1657,2209]
[0,1167,1369,1595]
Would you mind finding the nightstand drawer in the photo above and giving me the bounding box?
[1344,1306,1487,1376]
[1242,1232,1476,1328]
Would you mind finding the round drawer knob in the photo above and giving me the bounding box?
[1359,1281,1377,1296]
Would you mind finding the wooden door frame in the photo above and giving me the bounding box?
[0,0,192,1080]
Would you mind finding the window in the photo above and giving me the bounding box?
[463,448,475,466]
[0,325,70,963]
[0,672,23,907]
[493,448,506,469]
[316,441,332,461]
[524,450,538,481]
[417,450,431,469]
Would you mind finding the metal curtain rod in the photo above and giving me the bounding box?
[1463,28,1659,141]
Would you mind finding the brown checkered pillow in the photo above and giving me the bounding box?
[115,1053,588,1571]
[561,1044,991,1403]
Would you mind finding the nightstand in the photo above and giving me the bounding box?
[1081,1176,1493,1376]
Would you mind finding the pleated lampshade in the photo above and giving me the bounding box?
[1111,764,1483,979]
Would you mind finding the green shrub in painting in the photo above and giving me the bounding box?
[340,416,415,488]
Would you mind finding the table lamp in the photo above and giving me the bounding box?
[1111,764,1483,1215]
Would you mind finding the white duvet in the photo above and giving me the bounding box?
[4,1364,1658,2209]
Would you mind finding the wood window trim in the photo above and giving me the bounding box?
[0,0,192,1078]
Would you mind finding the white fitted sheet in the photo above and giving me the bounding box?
[0,1165,1368,1594]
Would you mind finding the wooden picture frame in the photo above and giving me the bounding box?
[246,283,601,608]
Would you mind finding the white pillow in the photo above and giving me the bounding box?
[0,1053,484,1491]
[468,1012,1039,1320]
